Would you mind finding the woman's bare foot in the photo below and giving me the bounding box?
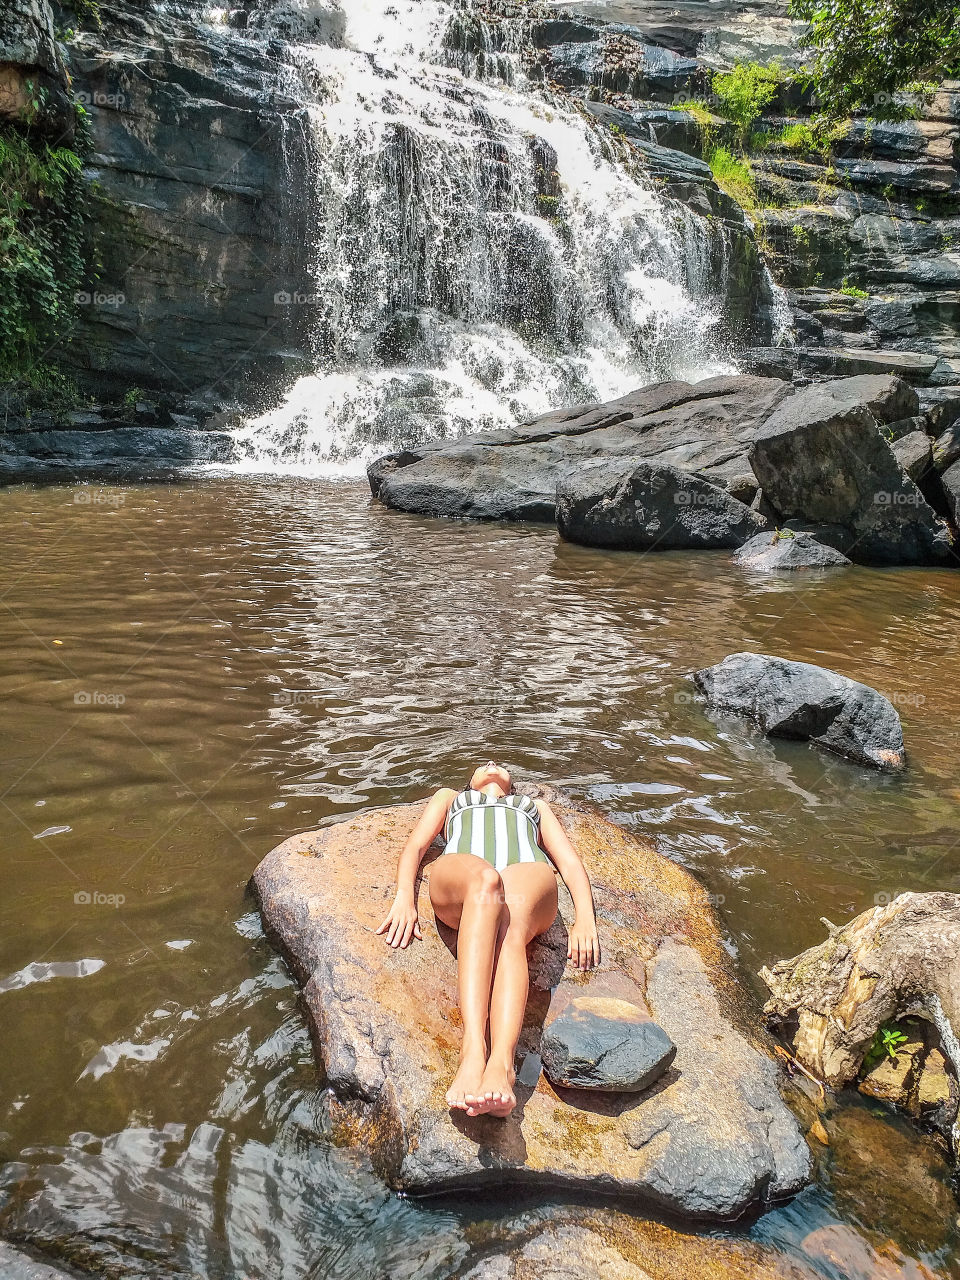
[446,1046,487,1111]
[471,1059,517,1117]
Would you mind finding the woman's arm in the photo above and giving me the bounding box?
[376,787,457,948]
[536,798,600,970]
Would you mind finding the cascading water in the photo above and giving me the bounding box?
[228,0,741,477]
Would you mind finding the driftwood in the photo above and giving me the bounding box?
[760,892,960,1136]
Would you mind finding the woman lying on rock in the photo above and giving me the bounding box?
[377,762,600,1118]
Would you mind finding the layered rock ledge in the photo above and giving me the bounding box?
[253,794,810,1220]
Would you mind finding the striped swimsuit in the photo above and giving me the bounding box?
[442,789,552,872]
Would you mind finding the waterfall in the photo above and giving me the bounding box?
[228,0,740,477]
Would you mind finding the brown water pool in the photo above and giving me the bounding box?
[0,477,958,1277]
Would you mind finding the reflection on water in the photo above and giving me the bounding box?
[0,478,958,1277]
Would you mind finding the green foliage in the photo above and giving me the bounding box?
[706,146,757,208]
[122,386,144,408]
[840,280,869,298]
[0,124,88,387]
[863,1023,910,1070]
[710,61,789,133]
[773,122,817,151]
[790,0,960,118]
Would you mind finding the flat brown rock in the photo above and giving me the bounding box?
[253,795,810,1220]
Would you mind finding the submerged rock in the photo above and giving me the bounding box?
[539,996,676,1092]
[692,652,905,770]
[454,1218,819,1280]
[555,458,766,550]
[733,529,851,571]
[253,797,810,1220]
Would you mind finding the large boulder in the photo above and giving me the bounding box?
[733,529,851,572]
[368,375,792,522]
[253,796,810,1220]
[555,458,766,550]
[748,379,953,564]
[692,652,906,770]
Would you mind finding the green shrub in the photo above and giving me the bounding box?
[839,281,869,298]
[706,146,757,208]
[711,62,788,132]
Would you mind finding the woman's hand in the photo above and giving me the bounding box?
[567,916,600,970]
[376,891,422,949]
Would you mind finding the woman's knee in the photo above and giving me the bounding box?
[468,862,504,908]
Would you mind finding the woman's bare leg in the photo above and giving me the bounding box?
[477,863,558,1117]
[428,854,505,1112]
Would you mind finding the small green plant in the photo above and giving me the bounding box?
[840,281,869,299]
[863,1024,910,1071]
[684,101,716,129]
[788,223,813,254]
[774,122,817,152]
[706,145,757,208]
[122,386,144,408]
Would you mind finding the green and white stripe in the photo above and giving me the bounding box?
[443,789,550,871]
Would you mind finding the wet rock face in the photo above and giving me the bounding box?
[692,652,906,770]
[0,0,74,139]
[539,996,676,1091]
[58,0,315,408]
[253,797,810,1220]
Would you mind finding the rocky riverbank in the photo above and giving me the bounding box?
[368,371,960,566]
